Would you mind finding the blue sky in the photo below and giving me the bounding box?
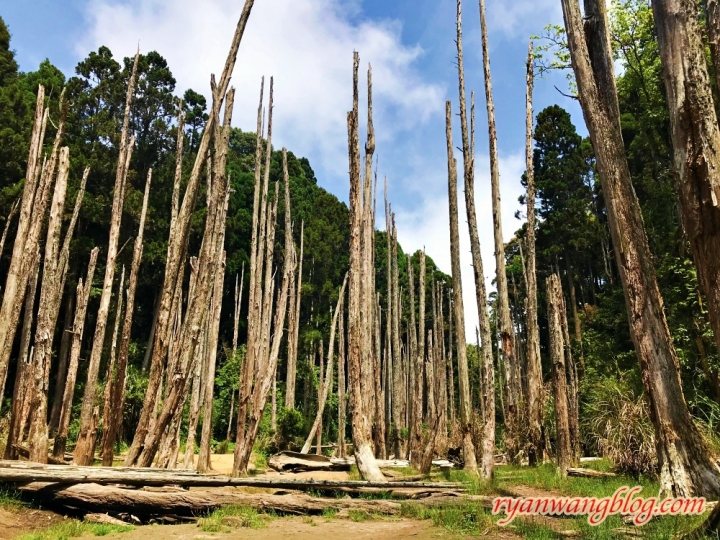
[2,0,584,334]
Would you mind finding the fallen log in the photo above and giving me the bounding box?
[268,451,352,472]
[566,467,617,478]
[84,513,132,526]
[0,464,462,491]
[0,460,198,475]
[18,482,485,520]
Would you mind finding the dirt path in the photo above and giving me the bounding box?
[0,506,65,539]
[100,517,496,540]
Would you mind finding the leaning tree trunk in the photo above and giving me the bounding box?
[52,248,99,459]
[126,1,256,466]
[0,199,19,272]
[523,40,544,467]
[75,52,139,465]
[562,0,720,498]
[445,100,478,473]
[101,169,151,466]
[651,0,720,360]
[346,53,385,483]
[547,274,574,477]
[302,275,347,454]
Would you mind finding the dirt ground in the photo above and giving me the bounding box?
[0,506,66,539]
[100,518,473,540]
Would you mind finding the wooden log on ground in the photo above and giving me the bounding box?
[566,467,617,478]
[268,451,351,472]
[84,513,132,526]
[0,460,197,475]
[0,464,462,491]
[18,482,486,520]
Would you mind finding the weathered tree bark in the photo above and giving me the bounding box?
[49,286,76,436]
[75,52,139,465]
[225,264,244,443]
[102,170,152,466]
[286,222,303,409]
[373,292,386,458]
[0,199,19,270]
[197,250,227,472]
[53,248,100,459]
[337,283,347,457]
[547,274,573,477]
[523,41,544,468]
[562,0,720,497]
[651,0,720,357]
[434,283,447,446]
[26,145,72,463]
[4,249,40,459]
[0,86,58,404]
[127,1,256,465]
[183,328,206,469]
[445,100,478,473]
[410,251,425,469]
[559,280,581,461]
[447,290,455,427]
[420,330,438,474]
[302,275,347,454]
[346,53,385,482]
[99,265,125,461]
[236,80,269,445]
[390,214,406,458]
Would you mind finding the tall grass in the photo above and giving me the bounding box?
[18,521,132,540]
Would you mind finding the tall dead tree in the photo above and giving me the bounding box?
[477,0,521,461]
[650,0,720,356]
[445,100,478,473]
[547,274,573,477]
[102,170,152,465]
[74,52,139,465]
[52,248,99,459]
[337,284,347,457]
[126,1,256,466]
[560,282,580,461]
[390,213,406,459]
[0,200,19,268]
[0,86,59,403]
[139,82,236,468]
[285,222,303,409]
[302,275,347,453]
[346,53,385,482]
[561,0,720,497]
[524,41,544,467]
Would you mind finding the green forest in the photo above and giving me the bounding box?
[2,0,720,538]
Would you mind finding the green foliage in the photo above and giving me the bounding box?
[400,502,495,535]
[275,407,305,451]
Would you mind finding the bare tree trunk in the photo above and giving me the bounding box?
[338,285,347,458]
[0,199,19,272]
[426,330,436,425]
[302,276,347,454]
[286,223,303,409]
[373,292,386,458]
[435,284,447,447]
[99,265,125,460]
[651,0,720,359]
[523,41,544,468]
[4,249,40,459]
[346,53,385,482]
[127,1,256,465]
[560,280,581,461]
[27,147,71,463]
[183,328,206,469]
[102,170,151,466]
[0,86,60,404]
[562,0,720,497]
[410,252,425,469]
[49,287,76,436]
[52,249,99,459]
[547,274,574,477]
[445,100,478,473]
[75,53,140,465]
[476,0,521,463]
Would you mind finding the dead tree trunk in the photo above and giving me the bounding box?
[286,222,303,409]
[99,265,125,460]
[445,100,478,473]
[562,0,720,497]
[50,287,76,436]
[302,275,347,453]
[197,250,227,472]
[390,214,406,458]
[337,284,347,458]
[126,1,256,466]
[560,281,581,462]
[651,0,720,359]
[346,53,385,483]
[102,170,151,466]
[477,0,521,463]
[52,249,100,459]
[26,145,72,463]
[0,199,19,270]
[523,41,544,467]
[547,274,573,477]
[75,52,140,465]
[410,251,425,469]
[4,250,40,459]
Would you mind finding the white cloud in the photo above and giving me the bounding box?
[77,0,444,189]
[395,150,526,339]
[485,0,561,37]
